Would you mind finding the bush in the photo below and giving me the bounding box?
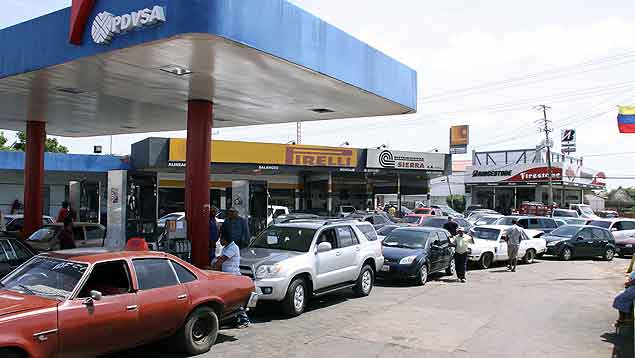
[446,195,466,213]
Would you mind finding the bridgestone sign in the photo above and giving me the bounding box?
[92,5,166,45]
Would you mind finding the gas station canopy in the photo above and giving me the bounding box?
[0,0,417,137]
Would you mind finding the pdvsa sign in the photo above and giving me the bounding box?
[91,6,166,45]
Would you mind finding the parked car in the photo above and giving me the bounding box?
[376,225,405,241]
[543,225,616,261]
[0,250,257,357]
[467,210,499,224]
[157,212,185,229]
[348,211,394,230]
[239,219,383,316]
[597,210,619,218]
[2,215,54,238]
[518,201,550,216]
[561,218,589,226]
[468,225,547,269]
[569,204,599,219]
[0,234,35,278]
[26,223,106,252]
[473,214,503,226]
[273,213,322,224]
[338,205,357,217]
[421,216,473,232]
[554,219,568,227]
[268,205,290,224]
[377,227,455,285]
[586,219,635,257]
[495,216,558,233]
[413,207,443,216]
[552,209,579,218]
[400,214,430,226]
[430,204,463,218]
[464,205,484,217]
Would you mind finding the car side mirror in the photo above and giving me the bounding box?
[83,290,102,306]
[431,240,441,249]
[317,242,332,254]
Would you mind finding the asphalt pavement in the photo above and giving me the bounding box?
[113,257,633,358]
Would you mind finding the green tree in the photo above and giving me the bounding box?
[0,132,10,151]
[446,195,466,213]
[13,131,69,153]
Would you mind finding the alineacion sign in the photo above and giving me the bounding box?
[91,5,166,45]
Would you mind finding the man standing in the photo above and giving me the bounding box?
[450,227,473,283]
[504,219,522,272]
[209,206,219,264]
[222,208,251,249]
[56,201,70,223]
[213,229,251,328]
[443,217,459,237]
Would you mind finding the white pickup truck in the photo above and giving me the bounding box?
[468,225,547,269]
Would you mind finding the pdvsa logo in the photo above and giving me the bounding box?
[92,6,166,45]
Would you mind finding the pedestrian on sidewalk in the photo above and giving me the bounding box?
[222,208,251,249]
[503,219,522,272]
[209,206,219,264]
[450,227,473,283]
[56,201,70,223]
[212,231,251,328]
[57,216,76,250]
[443,216,459,237]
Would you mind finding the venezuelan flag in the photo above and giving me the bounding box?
[618,106,635,133]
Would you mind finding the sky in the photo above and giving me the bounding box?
[1,0,635,188]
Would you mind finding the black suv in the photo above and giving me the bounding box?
[543,225,616,261]
[377,227,455,286]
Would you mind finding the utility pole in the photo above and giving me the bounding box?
[536,105,554,206]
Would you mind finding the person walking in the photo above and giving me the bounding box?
[443,217,459,237]
[56,201,70,223]
[212,233,251,328]
[504,219,523,272]
[450,227,473,283]
[57,217,76,250]
[222,208,251,249]
[209,206,219,264]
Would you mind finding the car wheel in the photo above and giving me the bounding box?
[282,278,307,317]
[353,265,374,297]
[604,247,615,261]
[445,257,456,276]
[416,264,429,286]
[560,247,572,261]
[479,253,493,269]
[523,249,536,264]
[177,306,219,355]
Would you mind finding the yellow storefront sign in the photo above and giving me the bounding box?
[168,139,357,168]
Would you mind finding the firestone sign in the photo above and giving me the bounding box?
[92,6,166,45]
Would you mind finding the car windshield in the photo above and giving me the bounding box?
[377,226,399,236]
[496,217,516,225]
[564,218,587,225]
[549,226,579,238]
[27,227,58,242]
[1,257,87,300]
[250,226,317,252]
[401,216,421,224]
[471,227,501,241]
[553,210,577,218]
[421,217,448,228]
[479,216,500,224]
[588,220,611,229]
[383,230,429,249]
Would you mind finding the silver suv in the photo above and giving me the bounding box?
[240,219,384,316]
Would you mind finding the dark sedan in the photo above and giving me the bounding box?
[0,235,36,278]
[377,227,454,286]
[543,225,616,261]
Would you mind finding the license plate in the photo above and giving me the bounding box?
[247,292,259,308]
[381,265,390,272]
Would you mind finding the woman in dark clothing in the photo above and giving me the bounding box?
[58,217,76,250]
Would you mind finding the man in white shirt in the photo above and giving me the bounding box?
[213,235,250,327]
[504,219,523,272]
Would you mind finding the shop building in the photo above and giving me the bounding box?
[464,148,606,213]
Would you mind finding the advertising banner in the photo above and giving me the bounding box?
[561,129,576,153]
[450,125,469,154]
[367,149,446,171]
[168,139,357,168]
[466,164,562,184]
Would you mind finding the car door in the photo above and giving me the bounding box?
[495,232,509,262]
[436,231,453,269]
[58,260,139,358]
[335,226,362,282]
[131,258,190,344]
[314,228,347,289]
[427,232,443,271]
[0,241,12,277]
[590,228,609,255]
[84,225,106,248]
[573,228,594,256]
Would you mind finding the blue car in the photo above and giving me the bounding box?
[377,227,455,286]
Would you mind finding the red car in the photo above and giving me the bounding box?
[400,214,432,226]
[0,250,256,357]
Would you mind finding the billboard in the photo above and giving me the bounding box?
[367,149,446,171]
[168,139,357,168]
[450,125,469,154]
[561,129,576,153]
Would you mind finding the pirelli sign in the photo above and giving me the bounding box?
[168,139,358,168]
